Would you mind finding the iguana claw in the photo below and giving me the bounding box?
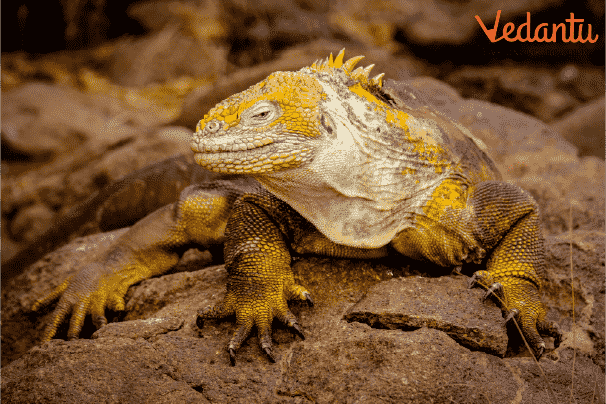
[292,323,306,340]
[535,342,546,359]
[196,276,311,366]
[262,344,276,363]
[503,308,520,324]
[483,282,503,301]
[229,348,237,366]
[303,291,314,307]
[467,272,483,289]
[92,314,108,328]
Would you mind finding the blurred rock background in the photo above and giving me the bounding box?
[2,0,604,268]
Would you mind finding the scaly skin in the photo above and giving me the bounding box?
[33,50,560,364]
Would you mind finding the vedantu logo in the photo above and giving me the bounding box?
[475,10,599,43]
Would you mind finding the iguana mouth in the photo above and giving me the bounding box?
[191,135,274,153]
[192,135,310,174]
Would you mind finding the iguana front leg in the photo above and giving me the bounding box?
[466,181,561,357]
[392,180,561,358]
[197,189,395,365]
[196,190,313,365]
[32,179,256,341]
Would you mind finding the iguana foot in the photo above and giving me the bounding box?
[502,308,562,357]
[468,270,560,359]
[31,262,136,342]
[197,278,312,366]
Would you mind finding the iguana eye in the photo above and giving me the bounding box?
[206,120,220,133]
[242,101,280,127]
[253,111,270,119]
[251,107,274,122]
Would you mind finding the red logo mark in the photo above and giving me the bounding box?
[475,10,599,43]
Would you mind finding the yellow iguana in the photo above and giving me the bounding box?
[33,50,561,365]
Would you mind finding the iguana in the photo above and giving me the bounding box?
[32,49,561,365]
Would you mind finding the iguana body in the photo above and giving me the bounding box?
[34,50,559,364]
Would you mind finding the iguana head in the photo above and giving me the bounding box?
[191,49,387,175]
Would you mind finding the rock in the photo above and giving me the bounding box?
[4,323,602,403]
[92,317,184,340]
[1,116,193,267]
[445,66,578,124]
[551,96,605,158]
[279,326,519,403]
[557,65,606,103]
[507,348,605,404]
[345,276,508,356]
[1,338,209,404]
[330,0,562,45]
[279,326,604,404]
[8,203,55,244]
[2,228,604,403]
[1,83,121,160]
[544,230,606,371]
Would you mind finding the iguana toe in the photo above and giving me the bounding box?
[31,276,72,312]
[302,291,314,307]
[482,282,503,301]
[67,299,91,340]
[197,298,236,323]
[538,319,563,348]
[503,307,546,358]
[228,348,237,366]
[227,320,254,366]
[516,306,549,359]
[467,270,490,289]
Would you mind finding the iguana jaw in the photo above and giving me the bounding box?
[191,132,315,174]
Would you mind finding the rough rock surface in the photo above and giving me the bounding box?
[2,78,604,403]
[2,235,604,403]
[445,66,604,124]
[344,276,508,356]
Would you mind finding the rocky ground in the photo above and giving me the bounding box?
[1,0,604,403]
[2,76,604,403]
